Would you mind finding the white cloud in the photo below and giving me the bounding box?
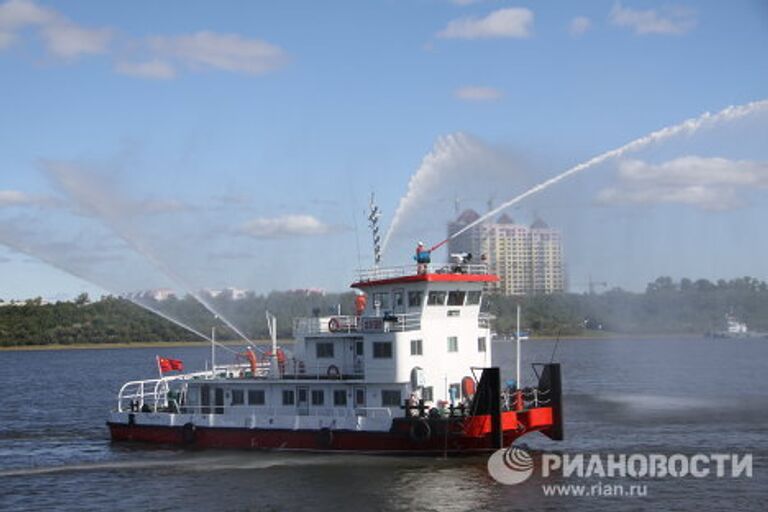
[0,1,287,78]
[41,23,112,58]
[240,215,333,238]
[609,2,696,35]
[0,0,54,29]
[569,16,592,37]
[454,85,503,102]
[596,156,768,211]
[115,59,176,80]
[438,7,533,39]
[0,189,34,207]
[148,31,287,75]
[0,0,112,58]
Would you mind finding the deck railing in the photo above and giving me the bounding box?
[355,263,488,282]
[293,313,422,336]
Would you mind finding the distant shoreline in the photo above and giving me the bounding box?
[0,339,290,352]
[0,333,706,352]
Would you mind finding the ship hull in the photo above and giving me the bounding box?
[108,407,557,454]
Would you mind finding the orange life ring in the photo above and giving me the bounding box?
[328,318,341,332]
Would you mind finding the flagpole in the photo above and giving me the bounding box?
[211,325,216,379]
[156,355,162,380]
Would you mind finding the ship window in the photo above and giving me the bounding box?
[478,337,487,353]
[422,386,434,402]
[427,291,446,306]
[282,389,295,405]
[373,292,389,310]
[449,383,461,402]
[447,310,460,317]
[311,389,325,406]
[447,336,459,353]
[410,339,423,356]
[381,390,402,407]
[466,291,482,305]
[231,389,244,405]
[333,390,347,406]
[373,341,393,358]
[447,291,466,306]
[248,389,265,405]
[393,291,404,308]
[316,342,334,358]
[408,291,423,308]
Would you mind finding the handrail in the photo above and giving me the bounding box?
[293,312,422,336]
[356,263,488,282]
[128,402,395,420]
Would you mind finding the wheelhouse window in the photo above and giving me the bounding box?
[381,390,402,407]
[427,291,446,306]
[422,386,434,402]
[410,339,423,356]
[248,389,265,405]
[408,291,423,308]
[447,336,459,353]
[231,389,244,406]
[373,341,393,358]
[373,292,390,310]
[311,389,325,406]
[478,336,487,353]
[282,389,295,405]
[466,291,482,305]
[333,389,347,406]
[393,291,404,309]
[447,291,466,306]
[316,342,334,358]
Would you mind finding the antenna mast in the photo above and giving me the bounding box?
[368,193,382,267]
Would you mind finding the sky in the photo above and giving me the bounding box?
[0,0,767,301]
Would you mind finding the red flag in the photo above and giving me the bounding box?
[158,356,184,373]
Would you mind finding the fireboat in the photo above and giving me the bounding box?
[108,201,563,454]
[108,263,563,453]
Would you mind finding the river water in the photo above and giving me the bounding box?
[0,337,765,511]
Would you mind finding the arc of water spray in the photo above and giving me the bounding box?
[41,164,257,347]
[428,99,768,252]
[0,234,212,342]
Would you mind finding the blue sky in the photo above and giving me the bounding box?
[1,0,767,300]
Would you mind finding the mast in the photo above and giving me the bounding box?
[266,311,278,376]
[368,193,382,267]
[516,304,522,390]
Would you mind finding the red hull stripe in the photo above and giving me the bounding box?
[351,273,499,289]
[108,408,555,453]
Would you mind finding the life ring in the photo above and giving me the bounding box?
[409,419,431,443]
[328,318,341,332]
[327,365,340,378]
[181,422,196,445]
[317,427,334,447]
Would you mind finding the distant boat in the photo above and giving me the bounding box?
[707,314,766,339]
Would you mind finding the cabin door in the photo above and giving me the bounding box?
[297,386,309,416]
[354,386,366,416]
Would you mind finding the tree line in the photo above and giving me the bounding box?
[1,276,766,346]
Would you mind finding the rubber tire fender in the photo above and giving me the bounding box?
[409,419,432,443]
[181,422,196,445]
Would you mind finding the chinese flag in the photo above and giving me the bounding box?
[158,356,184,372]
